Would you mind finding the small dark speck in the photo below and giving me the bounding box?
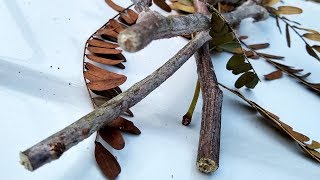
[68,83,71,85]
[68,18,71,20]
[39,89,42,90]
[50,66,52,68]
[57,67,60,69]
[172,175,173,178]
[53,94,55,95]
[18,72,21,73]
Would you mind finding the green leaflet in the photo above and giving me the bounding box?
[235,72,259,89]
[210,10,259,89]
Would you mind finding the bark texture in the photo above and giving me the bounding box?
[195,43,223,173]
[193,0,223,173]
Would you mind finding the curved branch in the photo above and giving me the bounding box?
[118,1,268,52]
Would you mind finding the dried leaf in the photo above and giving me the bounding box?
[108,117,141,135]
[85,63,126,80]
[262,0,280,6]
[99,128,125,150]
[264,70,283,80]
[169,2,195,13]
[87,47,122,55]
[119,13,136,25]
[286,24,291,47]
[88,38,119,49]
[93,97,110,107]
[178,0,193,6]
[257,52,285,59]
[91,89,120,99]
[292,26,319,33]
[95,142,121,179]
[108,19,125,33]
[313,45,320,53]
[97,28,119,42]
[306,44,320,60]
[276,6,303,15]
[127,9,139,22]
[248,43,270,50]
[291,131,310,142]
[86,55,123,65]
[154,0,172,12]
[303,33,320,41]
[105,0,125,12]
[88,78,127,91]
[307,141,320,150]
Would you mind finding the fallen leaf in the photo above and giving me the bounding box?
[95,142,121,179]
[99,128,125,150]
[264,70,283,80]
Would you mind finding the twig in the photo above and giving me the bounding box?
[193,0,223,173]
[20,31,210,171]
[118,2,268,52]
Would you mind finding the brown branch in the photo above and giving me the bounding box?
[20,31,210,171]
[118,1,268,52]
[193,0,223,173]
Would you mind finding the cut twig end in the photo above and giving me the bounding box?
[196,158,218,173]
[182,114,192,126]
[118,30,142,52]
[20,152,33,171]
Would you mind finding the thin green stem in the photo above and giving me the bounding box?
[182,80,201,126]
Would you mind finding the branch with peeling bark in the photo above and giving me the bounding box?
[119,0,268,52]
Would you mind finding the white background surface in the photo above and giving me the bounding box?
[1,0,320,179]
